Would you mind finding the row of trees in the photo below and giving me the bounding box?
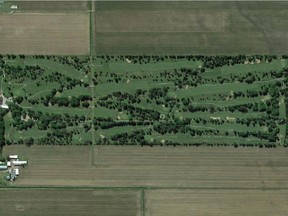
[97,54,280,69]
[4,64,44,82]
[92,117,151,130]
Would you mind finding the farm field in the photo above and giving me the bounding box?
[1,55,287,147]
[2,145,288,215]
[145,189,288,216]
[94,1,288,55]
[3,145,288,188]
[2,1,288,55]
[0,188,141,216]
[7,1,89,12]
[0,13,89,55]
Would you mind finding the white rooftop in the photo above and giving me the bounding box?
[9,155,18,159]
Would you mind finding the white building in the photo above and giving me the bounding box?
[0,104,9,109]
[11,5,18,10]
[7,161,11,167]
[12,160,27,166]
[9,155,18,159]
[0,165,7,170]
[14,169,19,175]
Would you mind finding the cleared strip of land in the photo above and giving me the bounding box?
[145,189,288,216]
[0,13,89,55]
[0,188,141,216]
[3,145,288,188]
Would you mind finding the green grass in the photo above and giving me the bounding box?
[13,126,48,140]
[217,59,285,75]
[0,172,8,187]
[0,2,12,12]
[107,60,202,73]
[23,58,88,81]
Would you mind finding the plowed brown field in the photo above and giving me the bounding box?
[2,145,288,188]
[0,188,141,216]
[0,13,89,55]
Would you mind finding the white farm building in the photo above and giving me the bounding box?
[0,165,7,170]
[12,160,27,166]
[10,5,18,10]
[9,155,18,159]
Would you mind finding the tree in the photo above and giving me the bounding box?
[25,137,34,147]
[82,101,90,108]
[70,97,80,108]
[258,102,267,112]
[15,96,24,104]
[57,97,69,107]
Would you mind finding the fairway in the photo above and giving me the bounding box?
[0,188,141,216]
[0,13,89,55]
[94,1,288,54]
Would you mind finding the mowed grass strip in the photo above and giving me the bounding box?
[0,188,141,216]
[0,13,89,55]
[145,189,288,216]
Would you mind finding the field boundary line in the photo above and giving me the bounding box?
[141,188,145,216]
[2,186,288,191]
[89,0,95,56]
[90,55,95,166]
[90,0,98,167]
[89,11,93,55]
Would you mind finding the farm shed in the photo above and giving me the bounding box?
[9,155,18,159]
[12,160,27,166]
[0,165,7,170]
[10,5,17,10]
[14,169,19,176]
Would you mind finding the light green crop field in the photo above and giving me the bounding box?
[94,1,288,55]
[1,54,287,147]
